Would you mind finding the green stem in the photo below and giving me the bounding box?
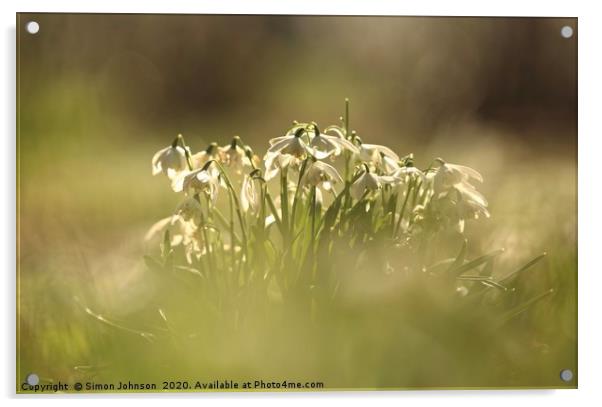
[407,180,424,229]
[389,189,398,233]
[176,134,194,170]
[198,207,215,275]
[344,190,370,227]
[311,186,317,252]
[280,168,290,241]
[259,183,267,233]
[265,191,285,236]
[343,98,351,183]
[344,98,350,137]
[228,192,236,286]
[411,180,422,210]
[394,181,414,237]
[290,158,309,235]
[213,161,248,259]
[213,208,241,246]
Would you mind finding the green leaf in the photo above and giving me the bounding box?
[447,239,468,273]
[498,289,554,324]
[456,275,492,281]
[83,305,156,342]
[426,258,456,273]
[481,258,495,277]
[174,265,204,278]
[143,255,164,273]
[161,229,172,260]
[449,248,505,277]
[456,274,507,290]
[498,253,547,284]
[479,279,508,291]
[322,190,344,231]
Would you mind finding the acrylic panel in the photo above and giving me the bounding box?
[16,13,578,393]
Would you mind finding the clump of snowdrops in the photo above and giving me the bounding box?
[144,100,549,316]
[69,100,557,387]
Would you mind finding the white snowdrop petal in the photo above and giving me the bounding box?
[268,138,293,153]
[144,216,173,241]
[268,135,291,146]
[363,144,400,162]
[450,164,483,183]
[331,136,360,154]
[309,147,332,160]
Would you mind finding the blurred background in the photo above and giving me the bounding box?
[17,14,576,389]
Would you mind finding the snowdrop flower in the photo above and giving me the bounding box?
[350,165,399,200]
[219,136,253,175]
[174,196,204,223]
[241,174,261,214]
[457,194,490,220]
[268,122,307,145]
[428,158,489,232]
[176,220,204,263]
[357,141,401,172]
[303,160,343,191]
[173,164,221,205]
[431,159,487,209]
[391,164,426,184]
[308,124,359,159]
[456,199,490,234]
[152,143,189,179]
[144,216,178,242]
[268,127,310,158]
[455,182,488,210]
[263,151,299,181]
[144,215,201,252]
[164,212,221,264]
[432,158,483,192]
[382,155,401,174]
[191,142,219,169]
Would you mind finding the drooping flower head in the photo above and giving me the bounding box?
[172,161,221,205]
[145,194,211,264]
[191,142,219,169]
[174,195,204,223]
[144,216,178,243]
[432,158,486,204]
[303,160,343,191]
[152,135,190,179]
[355,136,401,173]
[350,164,399,200]
[241,171,262,214]
[307,123,360,159]
[427,158,489,232]
[263,151,299,181]
[268,125,310,159]
[391,157,426,184]
[432,158,483,191]
[219,136,255,175]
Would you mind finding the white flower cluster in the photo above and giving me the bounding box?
[147,114,489,263]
